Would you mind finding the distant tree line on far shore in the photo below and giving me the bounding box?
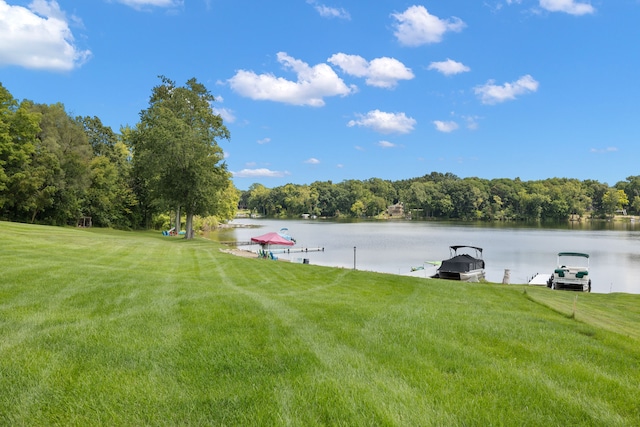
[2,81,638,228]
[239,173,640,221]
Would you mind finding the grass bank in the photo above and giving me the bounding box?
[1,221,639,426]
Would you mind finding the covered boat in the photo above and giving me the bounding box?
[434,245,485,282]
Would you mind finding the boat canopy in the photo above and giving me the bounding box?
[558,252,589,258]
[451,245,483,253]
[440,254,485,273]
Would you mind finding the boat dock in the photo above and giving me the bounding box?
[219,240,254,246]
[528,273,551,286]
[219,241,324,254]
[269,247,324,254]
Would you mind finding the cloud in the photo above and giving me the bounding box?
[433,121,459,133]
[211,107,235,124]
[392,5,465,46]
[115,0,183,9]
[348,110,416,134]
[539,0,595,15]
[590,147,618,153]
[328,53,414,88]
[474,75,539,104]
[462,115,481,130]
[304,158,320,164]
[0,0,91,71]
[307,0,350,20]
[228,52,356,106]
[428,59,470,76]
[232,168,290,178]
[257,137,271,145]
[377,140,396,148]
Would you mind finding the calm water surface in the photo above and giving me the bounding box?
[214,218,640,294]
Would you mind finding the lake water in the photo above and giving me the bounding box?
[213,218,640,295]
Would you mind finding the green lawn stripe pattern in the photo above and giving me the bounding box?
[1,221,639,426]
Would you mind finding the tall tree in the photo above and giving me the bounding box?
[132,77,231,238]
[80,117,137,228]
[30,103,92,224]
[0,85,41,219]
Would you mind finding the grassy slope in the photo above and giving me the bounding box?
[1,221,639,426]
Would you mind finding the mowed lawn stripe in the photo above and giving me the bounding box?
[1,221,639,425]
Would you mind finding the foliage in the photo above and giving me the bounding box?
[131,76,232,238]
[0,85,42,219]
[243,174,640,221]
[0,82,237,230]
[2,221,639,425]
[82,117,138,228]
[0,82,637,226]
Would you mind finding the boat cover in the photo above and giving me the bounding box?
[439,254,485,273]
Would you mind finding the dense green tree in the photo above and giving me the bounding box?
[442,179,484,219]
[631,196,640,215]
[365,177,397,203]
[616,176,640,215]
[80,117,137,228]
[350,199,365,217]
[132,77,231,239]
[602,189,629,216]
[583,179,609,217]
[210,179,239,221]
[246,183,271,216]
[0,85,41,220]
[488,178,524,219]
[17,102,92,224]
[310,180,335,216]
[80,116,118,158]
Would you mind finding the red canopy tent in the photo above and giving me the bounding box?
[250,232,295,247]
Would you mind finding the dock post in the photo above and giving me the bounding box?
[502,269,510,284]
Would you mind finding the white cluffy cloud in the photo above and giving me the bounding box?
[304,158,320,164]
[590,147,618,154]
[328,53,414,88]
[392,5,465,46]
[377,140,396,148]
[348,110,416,134]
[428,59,470,76]
[474,75,539,104]
[0,0,91,71]
[307,0,350,20]
[228,52,356,106]
[232,168,290,178]
[116,0,183,9]
[433,121,459,133]
[539,0,595,16]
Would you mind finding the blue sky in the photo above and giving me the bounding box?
[1,0,638,190]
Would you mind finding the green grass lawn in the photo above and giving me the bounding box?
[1,221,639,426]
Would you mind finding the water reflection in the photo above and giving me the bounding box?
[213,218,640,294]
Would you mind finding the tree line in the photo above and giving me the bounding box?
[2,78,637,228]
[240,173,640,221]
[0,79,237,237]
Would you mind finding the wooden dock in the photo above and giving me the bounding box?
[219,241,324,254]
[219,241,253,246]
[528,273,551,286]
[269,247,324,254]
